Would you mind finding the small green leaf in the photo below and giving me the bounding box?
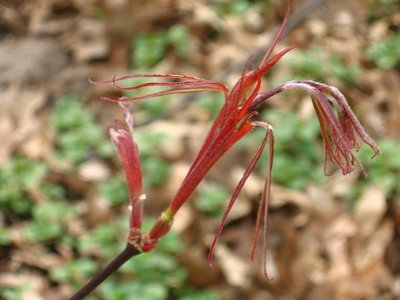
[0,227,10,245]
[99,177,129,207]
[49,258,97,285]
[195,185,229,216]
[178,288,219,300]
[51,96,112,166]
[142,158,170,187]
[368,34,400,69]
[78,223,123,258]
[0,283,29,300]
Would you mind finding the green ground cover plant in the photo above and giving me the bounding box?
[368,33,400,70]
[72,4,380,298]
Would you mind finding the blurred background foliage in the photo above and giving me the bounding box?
[0,0,399,299]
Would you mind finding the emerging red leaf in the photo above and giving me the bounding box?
[109,103,143,233]
[93,0,380,280]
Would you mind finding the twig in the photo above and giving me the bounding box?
[69,243,141,300]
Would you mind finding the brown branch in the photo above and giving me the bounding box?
[69,243,141,300]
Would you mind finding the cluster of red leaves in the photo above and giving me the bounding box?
[89,5,380,279]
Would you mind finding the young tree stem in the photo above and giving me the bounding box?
[69,243,141,300]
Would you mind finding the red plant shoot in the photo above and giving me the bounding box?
[74,3,380,298]
[89,3,380,279]
[108,103,144,246]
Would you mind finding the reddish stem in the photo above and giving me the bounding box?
[69,243,141,300]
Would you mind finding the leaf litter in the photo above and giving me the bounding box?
[0,0,399,299]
